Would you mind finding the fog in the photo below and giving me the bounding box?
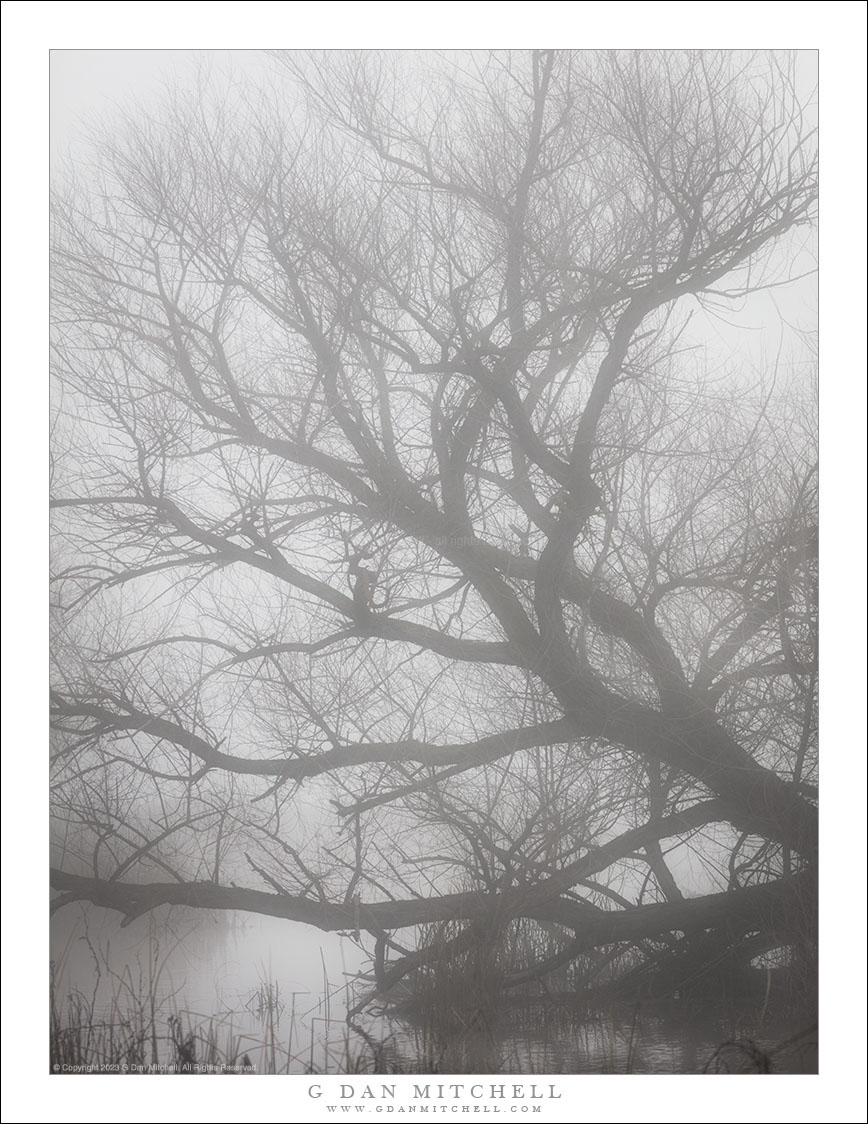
[2,12,865,1124]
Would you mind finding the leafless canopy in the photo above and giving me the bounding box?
[51,51,817,1009]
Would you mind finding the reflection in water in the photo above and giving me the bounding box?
[371,997,816,1075]
[50,904,816,1074]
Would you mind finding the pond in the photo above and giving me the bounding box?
[50,905,816,1075]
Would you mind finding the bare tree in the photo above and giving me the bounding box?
[50,50,817,1026]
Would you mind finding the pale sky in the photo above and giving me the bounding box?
[50,49,255,165]
[50,49,818,376]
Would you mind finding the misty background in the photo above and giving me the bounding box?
[0,11,864,1124]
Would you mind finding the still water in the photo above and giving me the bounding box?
[50,905,816,1075]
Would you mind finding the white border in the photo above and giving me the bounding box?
[3,4,865,1122]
